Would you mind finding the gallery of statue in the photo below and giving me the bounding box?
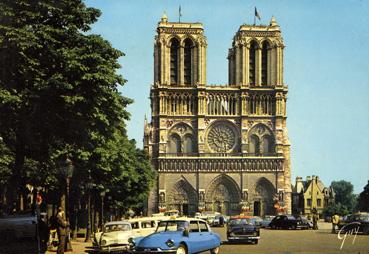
[144,13,291,216]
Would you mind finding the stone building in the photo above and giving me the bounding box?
[292,176,335,216]
[144,13,292,216]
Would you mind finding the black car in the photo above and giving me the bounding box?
[269,215,309,230]
[227,216,260,244]
[339,213,369,235]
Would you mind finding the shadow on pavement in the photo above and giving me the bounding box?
[221,240,258,245]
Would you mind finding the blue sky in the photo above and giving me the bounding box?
[84,0,369,194]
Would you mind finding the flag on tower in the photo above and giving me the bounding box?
[255,7,261,20]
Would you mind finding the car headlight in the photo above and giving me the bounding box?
[128,237,135,245]
[166,239,175,247]
[101,240,107,246]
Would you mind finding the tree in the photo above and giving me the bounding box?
[357,181,369,212]
[323,203,350,218]
[331,180,357,213]
[0,0,154,213]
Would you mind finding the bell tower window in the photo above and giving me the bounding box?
[184,38,193,85]
[261,41,269,85]
[170,38,179,85]
[249,41,257,85]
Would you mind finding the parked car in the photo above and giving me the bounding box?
[259,215,275,228]
[93,221,132,253]
[227,216,260,244]
[249,216,263,227]
[297,216,313,229]
[129,218,221,254]
[269,215,309,230]
[211,214,226,227]
[164,210,180,218]
[0,213,48,254]
[129,217,163,237]
[339,213,369,235]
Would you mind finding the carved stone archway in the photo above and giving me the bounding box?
[253,177,276,216]
[205,174,241,215]
[167,179,198,216]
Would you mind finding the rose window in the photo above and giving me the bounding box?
[207,124,236,152]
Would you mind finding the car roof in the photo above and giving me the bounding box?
[159,218,207,223]
[104,221,130,226]
[128,217,165,222]
[230,215,255,219]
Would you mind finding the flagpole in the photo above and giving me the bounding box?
[179,6,181,23]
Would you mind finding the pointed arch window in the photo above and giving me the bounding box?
[261,41,269,85]
[157,43,162,83]
[170,38,179,85]
[249,135,260,156]
[183,135,195,154]
[262,135,274,155]
[184,38,193,85]
[168,134,181,154]
[249,41,257,85]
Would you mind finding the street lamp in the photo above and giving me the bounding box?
[100,190,106,229]
[85,171,93,242]
[59,156,74,252]
[60,157,74,216]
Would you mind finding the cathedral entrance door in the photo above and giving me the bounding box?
[254,201,261,216]
[182,204,189,216]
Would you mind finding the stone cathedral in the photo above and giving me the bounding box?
[144,13,291,216]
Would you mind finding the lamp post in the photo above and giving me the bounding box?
[85,171,93,242]
[60,158,74,217]
[59,157,74,251]
[100,190,106,230]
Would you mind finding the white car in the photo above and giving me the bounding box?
[93,221,132,253]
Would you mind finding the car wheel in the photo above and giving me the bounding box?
[253,240,259,244]
[177,244,187,254]
[210,246,220,254]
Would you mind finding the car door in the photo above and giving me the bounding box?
[198,221,216,252]
[140,220,156,236]
[187,220,203,253]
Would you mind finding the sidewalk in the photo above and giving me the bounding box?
[46,238,92,254]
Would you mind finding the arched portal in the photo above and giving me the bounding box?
[167,179,198,216]
[253,177,276,216]
[205,175,241,215]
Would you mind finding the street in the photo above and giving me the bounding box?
[48,222,369,254]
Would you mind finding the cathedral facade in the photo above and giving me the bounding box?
[144,14,291,216]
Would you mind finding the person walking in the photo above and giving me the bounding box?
[331,213,340,234]
[56,207,68,254]
[312,211,319,230]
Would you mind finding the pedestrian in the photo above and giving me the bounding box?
[331,213,340,234]
[219,215,224,227]
[312,211,319,230]
[56,207,68,254]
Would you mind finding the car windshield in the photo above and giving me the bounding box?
[359,214,369,222]
[229,218,253,226]
[105,224,131,232]
[287,216,295,220]
[156,220,189,232]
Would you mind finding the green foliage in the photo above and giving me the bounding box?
[357,181,369,212]
[0,0,154,213]
[323,203,350,217]
[331,180,357,213]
